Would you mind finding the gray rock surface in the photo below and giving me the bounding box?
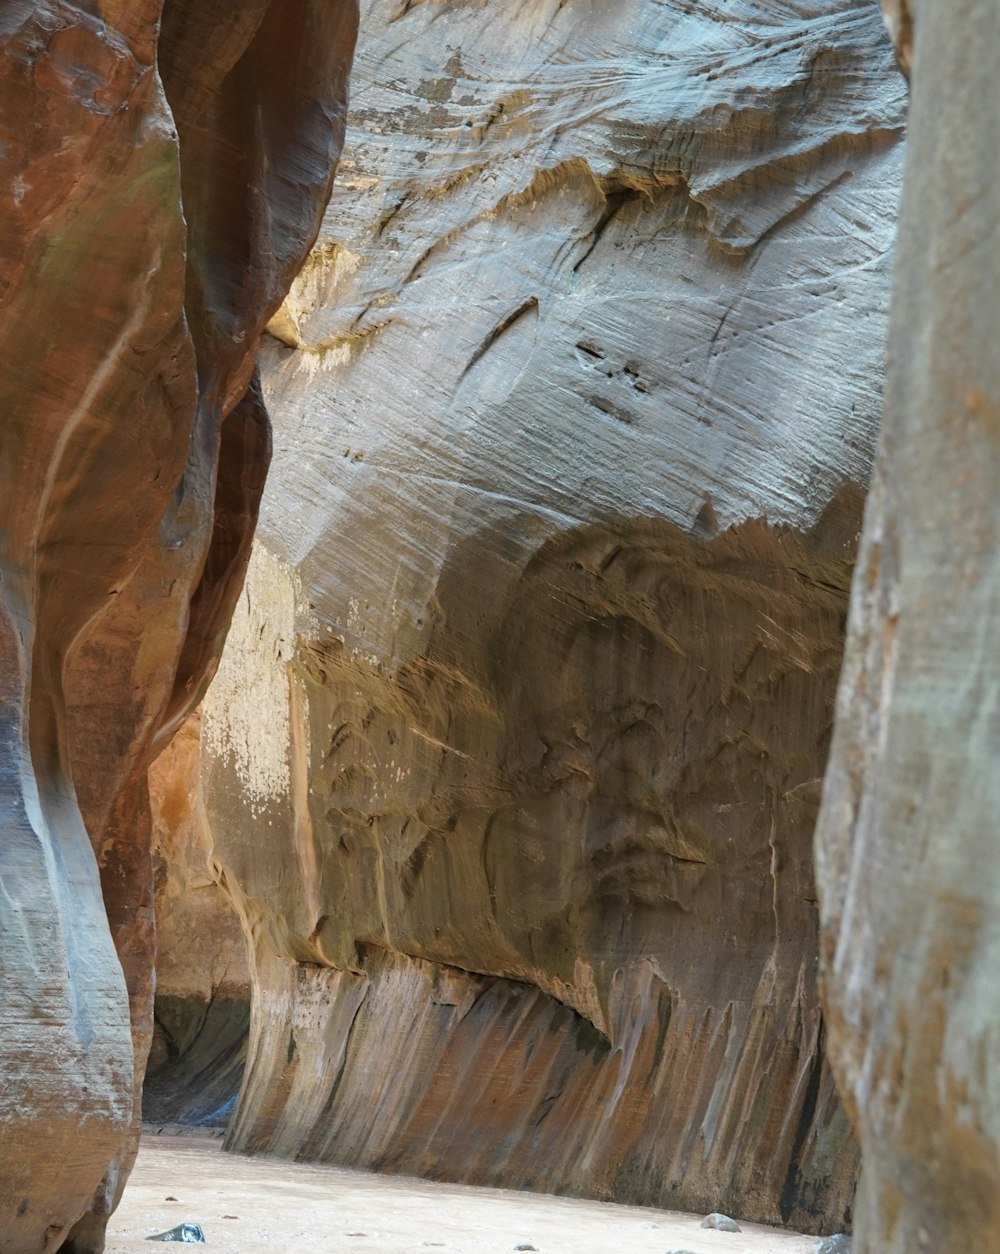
[186,0,904,1231]
[146,1223,206,1244]
[701,1213,742,1233]
[816,1,1000,1251]
[814,1237,851,1254]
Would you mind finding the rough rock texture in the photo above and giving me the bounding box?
[0,4,356,1251]
[178,0,906,1234]
[816,3,1000,1251]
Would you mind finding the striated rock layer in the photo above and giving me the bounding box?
[174,0,906,1234]
[817,3,1000,1251]
[212,521,861,1230]
[145,716,250,1133]
[0,3,357,1251]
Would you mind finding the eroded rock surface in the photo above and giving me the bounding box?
[0,3,356,1250]
[145,715,250,1132]
[182,0,905,1232]
[0,8,187,1246]
[816,2,1000,1251]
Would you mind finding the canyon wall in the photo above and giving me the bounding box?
[817,3,1000,1250]
[155,0,906,1234]
[0,3,357,1251]
[145,716,251,1133]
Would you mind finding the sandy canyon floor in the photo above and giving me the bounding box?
[106,1137,820,1254]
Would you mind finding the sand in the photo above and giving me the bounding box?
[105,1137,821,1254]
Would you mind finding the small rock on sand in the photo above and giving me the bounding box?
[145,1223,206,1244]
[701,1213,742,1233]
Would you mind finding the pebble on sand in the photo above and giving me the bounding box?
[145,1222,206,1243]
[701,1213,742,1233]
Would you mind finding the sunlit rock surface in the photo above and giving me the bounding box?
[0,3,356,1250]
[817,2,1000,1250]
[880,1,913,75]
[189,0,903,1232]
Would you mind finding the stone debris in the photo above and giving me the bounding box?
[700,1213,742,1232]
[146,1222,206,1243]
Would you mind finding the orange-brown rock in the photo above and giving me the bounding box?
[0,3,357,1251]
[881,1,914,76]
[0,7,191,1248]
[181,0,905,1235]
[817,2,1000,1250]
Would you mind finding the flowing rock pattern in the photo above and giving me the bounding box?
[187,0,904,1233]
[0,3,357,1250]
[0,8,188,1246]
[817,2,1000,1250]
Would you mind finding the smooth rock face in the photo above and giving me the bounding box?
[193,0,902,1232]
[144,1223,205,1245]
[0,6,191,1248]
[0,3,356,1250]
[702,1213,742,1233]
[816,2,1000,1251]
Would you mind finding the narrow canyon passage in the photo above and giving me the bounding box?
[16,0,1000,1251]
[145,0,903,1238]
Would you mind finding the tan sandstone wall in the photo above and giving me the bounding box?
[155,0,905,1235]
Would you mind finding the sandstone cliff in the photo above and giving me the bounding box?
[153,0,906,1234]
[817,2,1000,1249]
[0,4,357,1251]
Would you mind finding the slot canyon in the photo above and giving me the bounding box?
[2,2,999,1253]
